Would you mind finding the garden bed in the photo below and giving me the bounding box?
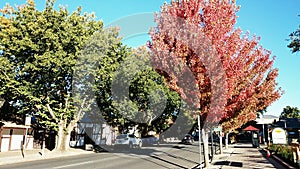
[267,144,298,168]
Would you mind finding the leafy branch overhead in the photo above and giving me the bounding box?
[288,15,300,53]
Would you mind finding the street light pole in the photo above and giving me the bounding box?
[267,125,270,146]
[23,114,31,157]
[198,115,202,169]
[260,113,265,145]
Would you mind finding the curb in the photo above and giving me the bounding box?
[0,149,94,166]
[263,148,297,169]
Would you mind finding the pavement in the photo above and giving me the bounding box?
[0,147,94,166]
[206,143,296,169]
[0,143,296,168]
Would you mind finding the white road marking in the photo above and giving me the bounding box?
[53,161,94,169]
[52,155,118,169]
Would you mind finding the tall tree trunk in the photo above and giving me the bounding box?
[225,133,229,149]
[210,130,214,159]
[219,131,223,154]
[201,128,210,168]
[55,120,75,151]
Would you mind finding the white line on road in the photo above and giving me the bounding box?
[52,155,118,169]
[53,161,94,169]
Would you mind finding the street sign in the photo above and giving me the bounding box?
[25,116,31,126]
[214,126,222,132]
[272,127,287,144]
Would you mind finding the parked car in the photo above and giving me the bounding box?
[181,134,194,144]
[192,131,202,142]
[114,134,142,149]
[208,135,220,142]
[141,135,159,146]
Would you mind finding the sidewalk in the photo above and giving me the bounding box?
[207,143,293,169]
[0,148,94,166]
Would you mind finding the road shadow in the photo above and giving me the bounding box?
[214,161,243,167]
[95,143,201,169]
[233,145,254,148]
[149,155,189,169]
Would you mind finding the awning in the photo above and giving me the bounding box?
[243,125,259,131]
[0,121,31,129]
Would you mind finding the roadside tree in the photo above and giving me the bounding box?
[288,19,300,53]
[0,0,102,151]
[89,45,186,136]
[279,106,300,118]
[149,0,282,167]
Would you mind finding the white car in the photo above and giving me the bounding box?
[114,134,142,149]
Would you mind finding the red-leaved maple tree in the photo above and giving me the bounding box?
[148,0,282,167]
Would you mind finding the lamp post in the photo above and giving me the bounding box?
[267,124,270,146]
[260,113,265,145]
[23,114,32,157]
[198,115,202,169]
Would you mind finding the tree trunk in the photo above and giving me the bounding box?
[219,131,223,154]
[210,130,214,159]
[225,133,229,149]
[55,120,74,152]
[201,128,210,168]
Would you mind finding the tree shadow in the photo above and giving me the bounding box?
[92,143,202,169]
[214,161,243,167]
[233,145,254,148]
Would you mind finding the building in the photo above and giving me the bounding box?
[255,114,279,144]
[0,121,33,152]
[272,118,300,144]
[70,114,116,148]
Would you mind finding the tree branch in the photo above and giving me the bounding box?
[46,103,58,122]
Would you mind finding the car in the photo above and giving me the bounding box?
[114,133,142,149]
[191,131,203,142]
[141,135,159,146]
[181,134,194,144]
[208,135,220,142]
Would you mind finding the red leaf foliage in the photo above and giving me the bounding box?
[148,0,283,130]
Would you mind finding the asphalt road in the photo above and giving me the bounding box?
[0,143,203,169]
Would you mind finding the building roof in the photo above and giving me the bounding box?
[255,115,279,124]
[272,118,300,129]
[263,115,278,119]
[0,121,31,129]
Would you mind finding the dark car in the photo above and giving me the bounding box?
[208,135,220,142]
[141,135,159,146]
[181,134,194,144]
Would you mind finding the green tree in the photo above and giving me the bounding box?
[0,0,102,151]
[288,17,300,53]
[74,27,132,134]
[280,106,300,118]
[118,47,186,136]
[88,44,184,136]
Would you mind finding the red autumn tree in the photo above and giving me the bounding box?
[148,0,282,167]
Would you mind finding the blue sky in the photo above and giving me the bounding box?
[1,0,300,117]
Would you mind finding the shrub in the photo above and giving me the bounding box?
[268,144,293,163]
